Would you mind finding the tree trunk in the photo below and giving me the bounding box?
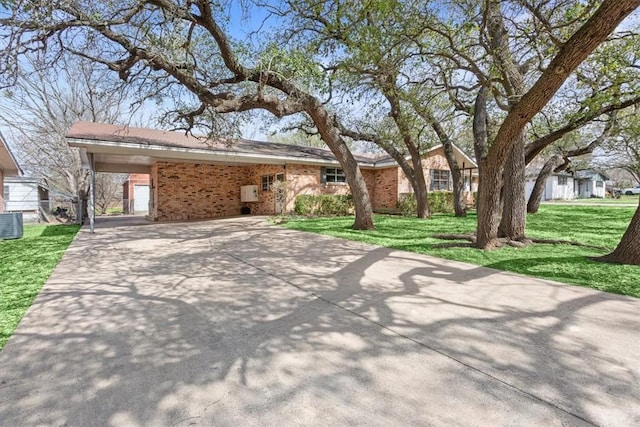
[498,132,527,240]
[381,79,431,219]
[307,102,375,229]
[527,155,563,213]
[408,145,431,219]
[337,125,430,219]
[596,199,640,265]
[414,107,466,217]
[443,143,467,217]
[477,0,640,248]
[472,86,504,248]
[476,160,504,249]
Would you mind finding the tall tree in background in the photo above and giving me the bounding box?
[595,106,640,264]
[278,0,472,218]
[0,55,138,211]
[0,0,376,229]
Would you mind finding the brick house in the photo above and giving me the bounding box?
[0,132,22,213]
[122,173,151,214]
[67,122,477,221]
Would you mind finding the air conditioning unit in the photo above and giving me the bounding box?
[240,185,259,202]
[0,212,24,239]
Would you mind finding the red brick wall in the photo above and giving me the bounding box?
[372,167,398,210]
[149,161,415,221]
[285,164,351,212]
[152,162,249,221]
[244,164,286,215]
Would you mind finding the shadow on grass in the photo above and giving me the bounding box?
[39,224,83,237]
[484,255,639,296]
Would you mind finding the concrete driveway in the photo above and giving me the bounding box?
[1,216,639,426]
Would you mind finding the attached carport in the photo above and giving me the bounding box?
[66,122,304,232]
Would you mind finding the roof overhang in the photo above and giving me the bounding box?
[68,137,364,173]
[0,133,21,176]
[373,143,478,172]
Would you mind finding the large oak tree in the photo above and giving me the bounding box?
[0,0,376,229]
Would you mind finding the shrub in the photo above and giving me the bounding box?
[294,194,354,216]
[397,193,417,215]
[397,192,455,215]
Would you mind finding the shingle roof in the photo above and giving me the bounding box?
[67,122,378,165]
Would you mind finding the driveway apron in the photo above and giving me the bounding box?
[1,216,639,426]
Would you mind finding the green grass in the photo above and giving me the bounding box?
[544,195,639,205]
[282,205,640,297]
[0,224,80,350]
[103,207,124,214]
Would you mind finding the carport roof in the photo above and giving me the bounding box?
[66,121,477,173]
[0,131,21,176]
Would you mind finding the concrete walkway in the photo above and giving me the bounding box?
[1,216,639,426]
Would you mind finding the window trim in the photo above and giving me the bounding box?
[430,169,451,191]
[321,167,346,184]
[261,175,274,191]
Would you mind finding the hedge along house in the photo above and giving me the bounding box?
[66,122,477,226]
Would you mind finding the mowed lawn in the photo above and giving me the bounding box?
[283,204,640,298]
[0,224,80,349]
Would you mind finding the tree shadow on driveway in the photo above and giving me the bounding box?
[0,217,638,426]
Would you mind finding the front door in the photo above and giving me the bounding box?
[133,185,150,214]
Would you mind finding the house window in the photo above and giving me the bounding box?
[261,175,274,191]
[558,176,568,186]
[275,173,284,182]
[3,185,9,200]
[596,180,604,188]
[430,169,451,191]
[322,167,346,183]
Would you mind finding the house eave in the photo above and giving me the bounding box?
[68,137,377,170]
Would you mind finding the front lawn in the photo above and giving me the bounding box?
[0,224,80,350]
[282,205,640,297]
[544,195,639,205]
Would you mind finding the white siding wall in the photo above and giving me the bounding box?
[549,176,574,200]
[525,175,574,202]
[525,179,535,202]
[594,179,606,198]
[4,181,39,211]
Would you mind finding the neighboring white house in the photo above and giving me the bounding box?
[525,168,609,202]
[3,176,49,222]
[1,131,22,213]
[525,172,575,202]
[574,169,608,198]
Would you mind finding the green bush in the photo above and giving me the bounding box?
[397,192,455,215]
[294,194,354,216]
[397,193,418,215]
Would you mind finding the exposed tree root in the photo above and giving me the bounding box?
[432,233,476,243]
[431,242,476,249]
[432,233,608,250]
[528,238,609,251]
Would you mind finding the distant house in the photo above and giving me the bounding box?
[3,176,50,222]
[574,169,608,198]
[525,172,575,202]
[122,173,150,214]
[525,168,609,202]
[0,132,21,213]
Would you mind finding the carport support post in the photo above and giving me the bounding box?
[89,153,95,234]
